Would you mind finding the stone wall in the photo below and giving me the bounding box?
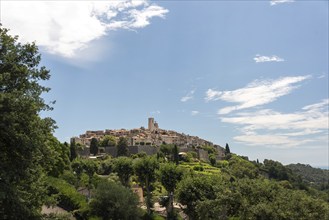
[104,146,117,157]
[128,145,158,156]
[197,149,209,162]
[77,147,90,158]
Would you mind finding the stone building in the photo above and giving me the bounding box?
[72,117,225,161]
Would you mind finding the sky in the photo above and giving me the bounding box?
[1,0,328,167]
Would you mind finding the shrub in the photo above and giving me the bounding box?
[46,177,87,212]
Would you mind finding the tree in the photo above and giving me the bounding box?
[82,159,98,200]
[209,154,217,166]
[263,159,291,181]
[0,26,56,218]
[90,138,99,156]
[228,155,259,179]
[134,156,159,215]
[160,144,174,160]
[158,163,184,219]
[177,175,220,220]
[117,137,129,157]
[113,157,134,187]
[225,143,230,154]
[100,135,116,147]
[173,145,179,165]
[69,139,77,161]
[98,157,113,175]
[71,159,84,188]
[43,137,70,177]
[160,144,179,164]
[90,181,140,220]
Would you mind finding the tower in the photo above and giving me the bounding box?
[148,117,155,131]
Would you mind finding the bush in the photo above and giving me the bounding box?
[89,181,141,219]
[59,170,77,186]
[46,177,87,212]
[193,165,204,171]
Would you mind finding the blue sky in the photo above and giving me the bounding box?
[2,0,328,167]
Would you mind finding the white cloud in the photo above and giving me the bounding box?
[222,107,328,132]
[270,0,295,6]
[206,75,310,114]
[302,99,329,111]
[234,134,312,147]
[254,54,284,63]
[2,1,168,57]
[181,90,195,102]
[220,99,329,148]
[191,111,199,116]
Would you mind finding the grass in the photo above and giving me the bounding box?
[179,162,221,175]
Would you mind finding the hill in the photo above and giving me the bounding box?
[286,163,329,190]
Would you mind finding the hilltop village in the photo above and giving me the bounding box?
[71,118,225,161]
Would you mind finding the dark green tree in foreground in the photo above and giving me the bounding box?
[0,26,55,219]
[90,138,98,156]
[90,181,140,220]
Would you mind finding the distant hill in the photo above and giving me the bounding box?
[286,163,329,190]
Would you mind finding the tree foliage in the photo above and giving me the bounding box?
[195,178,329,220]
[227,154,259,179]
[134,156,159,215]
[90,138,99,156]
[117,137,129,157]
[159,144,179,164]
[43,136,70,177]
[158,163,183,218]
[89,181,140,220]
[225,143,230,154]
[286,163,329,190]
[0,26,56,219]
[69,139,77,161]
[177,175,220,220]
[46,176,87,212]
[100,135,116,147]
[113,157,134,187]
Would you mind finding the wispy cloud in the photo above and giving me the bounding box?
[254,54,284,63]
[2,1,168,57]
[317,73,327,79]
[233,134,313,148]
[302,99,329,112]
[181,90,195,102]
[220,99,329,147]
[206,75,310,114]
[270,0,295,6]
[150,110,161,115]
[191,111,199,116]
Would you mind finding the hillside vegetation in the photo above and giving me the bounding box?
[286,163,329,190]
